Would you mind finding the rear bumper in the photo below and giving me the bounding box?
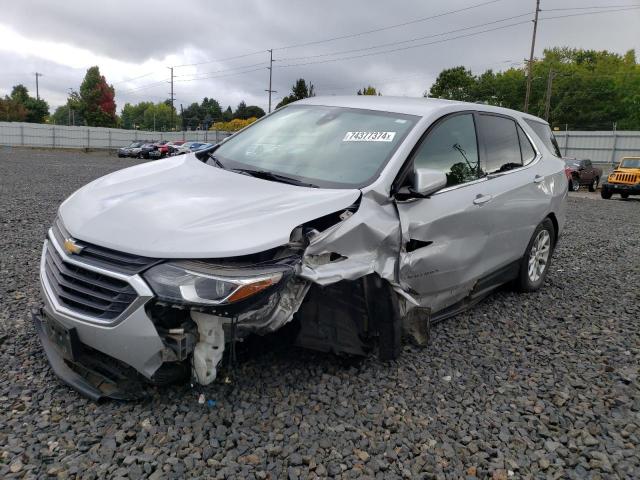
[602,182,640,194]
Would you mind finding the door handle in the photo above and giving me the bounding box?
[534,175,544,183]
[473,194,493,205]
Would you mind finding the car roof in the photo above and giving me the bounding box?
[296,95,546,124]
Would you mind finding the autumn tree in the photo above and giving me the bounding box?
[357,86,381,95]
[78,66,116,127]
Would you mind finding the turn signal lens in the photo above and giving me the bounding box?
[226,275,281,303]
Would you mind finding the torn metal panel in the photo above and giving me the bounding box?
[299,192,402,285]
[236,278,310,333]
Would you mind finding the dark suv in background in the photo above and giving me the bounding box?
[564,158,602,192]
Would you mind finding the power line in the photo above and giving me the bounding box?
[273,0,504,51]
[278,12,534,63]
[539,5,640,20]
[542,3,640,12]
[172,61,269,78]
[277,20,532,68]
[172,50,267,69]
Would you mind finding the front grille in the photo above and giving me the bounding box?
[611,173,638,184]
[44,243,138,320]
[52,217,158,274]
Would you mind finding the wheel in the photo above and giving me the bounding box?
[621,193,629,199]
[588,177,599,192]
[570,177,580,192]
[601,187,612,199]
[516,219,555,292]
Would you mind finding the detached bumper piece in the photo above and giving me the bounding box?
[32,308,153,401]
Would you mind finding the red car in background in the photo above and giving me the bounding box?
[564,158,603,192]
[149,141,185,159]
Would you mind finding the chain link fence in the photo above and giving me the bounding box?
[0,122,231,150]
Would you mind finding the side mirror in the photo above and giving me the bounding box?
[413,167,447,196]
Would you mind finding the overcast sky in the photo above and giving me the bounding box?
[1,0,639,114]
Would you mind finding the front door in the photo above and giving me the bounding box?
[395,112,496,314]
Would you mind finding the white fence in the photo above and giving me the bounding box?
[0,122,231,150]
[554,130,640,165]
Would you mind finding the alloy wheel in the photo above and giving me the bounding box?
[528,230,551,283]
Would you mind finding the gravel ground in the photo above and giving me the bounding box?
[1,148,639,479]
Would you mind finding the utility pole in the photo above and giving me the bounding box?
[34,72,43,100]
[265,49,277,113]
[524,0,541,113]
[168,67,175,130]
[543,69,555,121]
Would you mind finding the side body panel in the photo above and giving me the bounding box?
[395,180,495,314]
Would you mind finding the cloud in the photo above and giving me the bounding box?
[1,0,638,112]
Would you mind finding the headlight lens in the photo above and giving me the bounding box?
[143,262,284,306]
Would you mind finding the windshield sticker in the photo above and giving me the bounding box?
[343,131,396,142]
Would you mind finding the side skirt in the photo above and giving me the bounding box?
[431,259,520,324]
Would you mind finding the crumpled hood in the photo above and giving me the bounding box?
[59,155,360,258]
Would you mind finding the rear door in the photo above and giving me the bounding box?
[474,113,551,269]
[395,112,497,313]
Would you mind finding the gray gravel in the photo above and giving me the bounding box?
[1,147,639,479]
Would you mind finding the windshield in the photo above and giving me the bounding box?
[212,104,418,188]
[620,158,640,168]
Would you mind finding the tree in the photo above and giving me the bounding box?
[234,101,248,119]
[276,78,315,108]
[357,86,381,95]
[222,106,233,121]
[427,66,476,101]
[0,96,27,121]
[78,66,116,127]
[245,105,265,119]
[425,48,640,129]
[8,84,49,123]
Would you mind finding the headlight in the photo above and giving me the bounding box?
[143,262,284,306]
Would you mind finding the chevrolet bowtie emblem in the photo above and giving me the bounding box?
[63,238,84,255]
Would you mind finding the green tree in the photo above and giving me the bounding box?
[78,66,116,127]
[427,66,476,101]
[245,105,265,118]
[276,78,315,108]
[9,84,49,123]
[357,86,381,95]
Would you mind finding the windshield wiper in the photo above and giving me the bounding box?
[233,168,319,188]
[206,153,226,170]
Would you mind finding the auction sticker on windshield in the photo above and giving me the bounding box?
[343,131,396,142]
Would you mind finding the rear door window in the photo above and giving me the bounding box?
[524,119,562,157]
[517,125,537,165]
[477,114,522,174]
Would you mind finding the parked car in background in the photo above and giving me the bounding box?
[138,143,160,159]
[192,142,214,152]
[117,142,143,158]
[564,158,602,192]
[33,96,567,399]
[128,143,148,158]
[601,156,640,199]
[147,141,170,159]
[172,141,206,155]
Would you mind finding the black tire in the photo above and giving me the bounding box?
[570,177,580,192]
[588,177,599,192]
[621,193,629,199]
[364,276,401,361]
[601,188,612,199]
[516,218,555,293]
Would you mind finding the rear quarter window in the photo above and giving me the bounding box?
[524,119,562,157]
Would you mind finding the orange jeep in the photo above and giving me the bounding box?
[601,157,640,199]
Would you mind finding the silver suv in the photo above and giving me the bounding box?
[34,97,567,399]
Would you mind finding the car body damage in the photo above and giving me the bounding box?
[34,96,567,399]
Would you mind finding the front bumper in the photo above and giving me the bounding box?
[602,182,640,194]
[37,238,166,397]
